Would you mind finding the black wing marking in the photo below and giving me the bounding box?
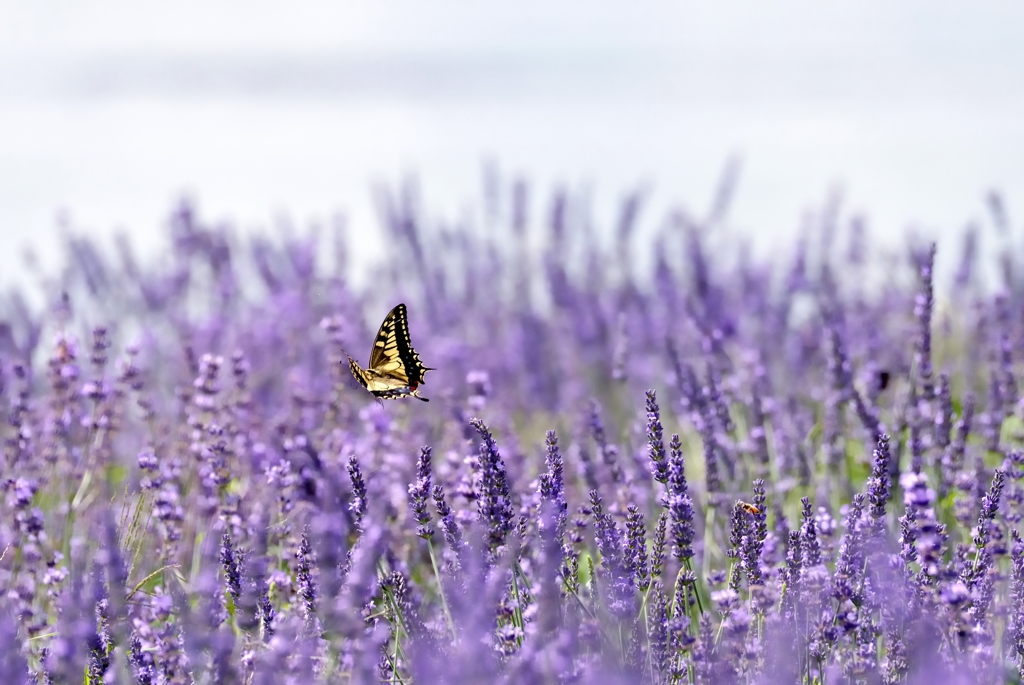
[348,356,371,390]
[368,304,401,372]
[367,303,433,387]
[390,303,434,387]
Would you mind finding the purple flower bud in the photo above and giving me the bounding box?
[1009,530,1024,669]
[220,533,242,604]
[645,389,669,484]
[538,430,567,540]
[432,483,465,572]
[800,497,822,568]
[624,504,649,592]
[648,581,670,679]
[466,370,490,412]
[407,446,434,539]
[743,479,768,587]
[347,456,367,530]
[295,530,318,635]
[667,434,696,562]
[590,400,624,484]
[995,294,1018,409]
[866,434,892,523]
[469,417,514,557]
[589,490,634,618]
[651,510,668,579]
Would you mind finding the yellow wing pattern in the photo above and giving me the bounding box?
[348,303,434,402]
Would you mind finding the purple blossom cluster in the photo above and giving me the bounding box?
[1,181,1024,685]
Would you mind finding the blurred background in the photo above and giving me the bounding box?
[1,0,1022,291]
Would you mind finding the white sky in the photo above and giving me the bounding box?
[1,0,1022,288]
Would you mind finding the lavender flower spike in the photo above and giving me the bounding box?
[667,433,696,561]
[408,445,434,539]
[646,389,669,484]
[914,242,937,400]
[539,429,568,538]
[866,433,892,523]
[469,417,515,556]
[624,504,650,592]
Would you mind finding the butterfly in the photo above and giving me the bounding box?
[347,303,434,402]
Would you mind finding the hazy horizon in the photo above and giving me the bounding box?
[1,1,1022,290]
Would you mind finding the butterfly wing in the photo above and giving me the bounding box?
[366,304,411,384]
[367,303,433,387]
[348,356,373,391]
[350,355,411,395]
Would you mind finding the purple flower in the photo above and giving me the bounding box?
[469,417,515,556]
[825,310,855,400]
[128,632,156,685]
[900,470,946,580]
[89,325,110,371]
[748,374,771,474]
[982,368,1005,452]
[742,480,767,587]
[466,370,491,412]
[832,494,866,609]
[590,400,624,484]
[1009,530,1024,670]
[408,446,434,539]
[699,408,722,497]
[866,434,892,524]
[346,456,367,530]
[995,294,1018,409]
[295,530,318,635]
[623,504,649,592]
[727,502,750,592]
[259,586,276,640]
[645,389,669,484]
[648,581,670,679]
[975,468,1007,551]
[538,430,567,539]
[220,533,242,606]
[800,497,822,567]
[7,169,1024,683]
[611,312,629,382]
[192,352,223,411]
[588,490,634,618]
[667,346,700,416]
[45,567,94,683]
[651,511,668,579]
[959,467,1008,618]
[666,433,696,562]
[914,242,937,401]
[944,392,976,476]
[432,484,465,572]
[702,364,735,436]
[935,373,953,450]
[87,582,112,683]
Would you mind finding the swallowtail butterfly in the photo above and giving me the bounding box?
[347,303,434,402]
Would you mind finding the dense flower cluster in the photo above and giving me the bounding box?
[0,182,1023,684]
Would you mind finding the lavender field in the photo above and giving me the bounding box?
[1,183,1022,684]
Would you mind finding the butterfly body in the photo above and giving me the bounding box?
[348,303,434,402]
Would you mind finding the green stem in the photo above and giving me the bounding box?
[425,538,457,641]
